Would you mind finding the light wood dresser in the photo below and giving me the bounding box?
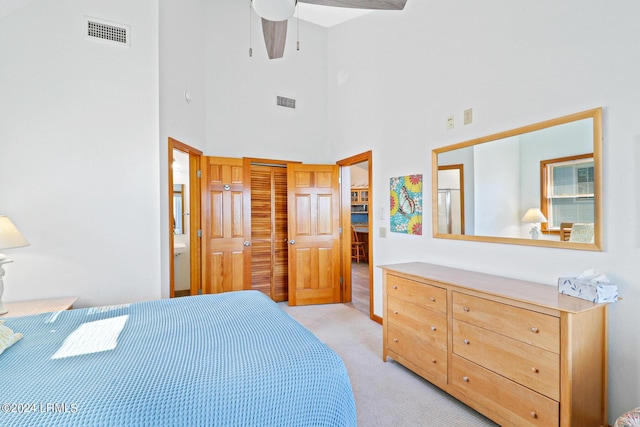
[381,262,609,427]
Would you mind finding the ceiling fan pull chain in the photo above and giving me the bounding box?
[296,3,300,52]
[248,0,253,57]
[296,2,300,50]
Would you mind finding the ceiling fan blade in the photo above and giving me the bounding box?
[298,0,407,10]
[261,18,288,60]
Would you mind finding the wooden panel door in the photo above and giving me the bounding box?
[287,164,341,306]
[201,156,251,294]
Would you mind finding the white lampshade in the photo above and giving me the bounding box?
[0,216,30,252]
[521,208,547,224]
[0,216,28,315]
[252,0,297,22]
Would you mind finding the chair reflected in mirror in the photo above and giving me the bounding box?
[560,222,573,241]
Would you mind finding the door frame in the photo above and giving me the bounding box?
[337,151,378,323]
[168,138,202,298]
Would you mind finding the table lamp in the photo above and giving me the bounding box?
[0,216,30,315]
[521,208,547,240]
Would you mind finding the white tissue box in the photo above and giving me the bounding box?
[558,277,618,303]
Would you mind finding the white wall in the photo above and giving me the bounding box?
[159,0,207,298]
[350,163,368,187]
[204,0,330,163]
[0,0,160,307]
[327,0,640,421]
[474,138,520,237]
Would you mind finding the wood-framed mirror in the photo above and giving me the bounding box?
[173,184,185,235]
[432,107,602,251]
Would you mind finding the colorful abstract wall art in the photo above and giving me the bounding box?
[390,174,423,235]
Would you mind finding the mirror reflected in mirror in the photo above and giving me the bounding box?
[173,184,185,235]
[432,108,602,251]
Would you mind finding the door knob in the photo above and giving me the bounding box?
[289,240,296,245]
[243,241,251,247]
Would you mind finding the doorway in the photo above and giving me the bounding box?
[168,138,202,298]
[338,151,374,322]
[437,165,465,235]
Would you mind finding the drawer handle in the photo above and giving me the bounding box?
[393,310,399,315]
[463,306,470,312]
[430,296,436,302]
[393,285,398,289]
[393,338,398,343]
[531,327,539,333]
[530,411,538,419]
[431,326,437,331]
[463,339,470,345]
[431,359,437,364]
[462,376,469,382]
[531,367,539,373]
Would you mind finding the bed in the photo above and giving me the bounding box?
[0,291,356,426]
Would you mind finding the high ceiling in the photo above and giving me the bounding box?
[0,0,37,18]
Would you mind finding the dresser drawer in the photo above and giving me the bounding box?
[387,322,447,383]
[453,320,559,401]
[452,292,559,353]
[451,354,559,427]
[387,275,447,313]
[388,296,447,351]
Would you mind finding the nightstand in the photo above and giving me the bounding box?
[0,297,78,318]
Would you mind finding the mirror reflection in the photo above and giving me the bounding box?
[432,108,602,250]
[173,184,184,235]
[437,165,464,234]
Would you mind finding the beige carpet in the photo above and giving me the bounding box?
[280,302,498,427]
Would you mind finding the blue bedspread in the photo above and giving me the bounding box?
[0,291,356,426]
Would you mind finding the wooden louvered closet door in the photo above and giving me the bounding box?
[250,165,288,302]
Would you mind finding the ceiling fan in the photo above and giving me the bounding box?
[252,0,408,59]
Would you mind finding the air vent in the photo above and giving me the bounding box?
[85,17,130,46]
[276,95,297,110]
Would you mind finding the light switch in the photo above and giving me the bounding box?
[380,227,387,238]
[464,108,473,125]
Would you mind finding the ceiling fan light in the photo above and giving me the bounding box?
[252,0,296,22]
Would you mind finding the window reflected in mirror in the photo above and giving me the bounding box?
[542,154,594,232]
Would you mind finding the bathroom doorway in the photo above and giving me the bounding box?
[169,138,202,298]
